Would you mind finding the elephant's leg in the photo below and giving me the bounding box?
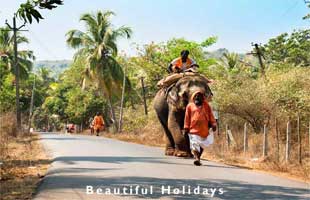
[154,89,175,156]
[157,116,175,156]
[168,108,191,157]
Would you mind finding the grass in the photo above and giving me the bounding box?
[203,133,310,182]
[0,113,50,200]
[0,133,50,200]
[105,106,165,147]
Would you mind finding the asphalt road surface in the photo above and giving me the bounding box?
[33,133,309,200]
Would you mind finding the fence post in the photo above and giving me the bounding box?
[308,121,310,154]
[140,77,148,115]
[275,118,280,162]
[285,120,291,163]
[297,115,301,164]
[226,124,230,148]
[243,123,248,155]
[263,124,268,157]
[227,129,236,146]
[217,110,220,136]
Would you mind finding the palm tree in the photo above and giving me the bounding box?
[220,52,240,71]
[38,66,55,86]
[66,11,132,130]
[0,27,35,79]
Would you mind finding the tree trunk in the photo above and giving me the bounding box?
[107,95,118,132]
[99,80,118,132]
[118,67,126,132]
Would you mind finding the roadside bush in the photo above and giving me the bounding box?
[264,67,310,118]
[213,66,310,133]
[0,113,16,160]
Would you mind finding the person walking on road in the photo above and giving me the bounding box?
[89,117,94,134]
[93,112,105,136]
[184,91,217,166]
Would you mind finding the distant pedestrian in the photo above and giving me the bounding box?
[93,112,105,136]
[66,123,75,134]
[89,117,94,134]
[184,91,217,166]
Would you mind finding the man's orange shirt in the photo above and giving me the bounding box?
[184,101,216,138]
[93,115,104,130]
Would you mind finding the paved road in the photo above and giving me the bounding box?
[34,133,309,200]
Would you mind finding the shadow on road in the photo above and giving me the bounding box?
[53,156,238,169]
[36,175,308,199]
[40,137,81,141]
[46,167,120,175]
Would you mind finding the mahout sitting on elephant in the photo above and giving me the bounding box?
[154,73,213,157]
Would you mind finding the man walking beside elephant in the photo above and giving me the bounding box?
[184,91,217,166]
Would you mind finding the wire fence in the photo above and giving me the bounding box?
[217,116,310,164]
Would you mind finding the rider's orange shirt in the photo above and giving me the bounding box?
[171,57,195,71]
[184,99,216,138]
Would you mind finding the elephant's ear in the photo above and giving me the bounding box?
[167,86,179,106]
[204,82,213,97]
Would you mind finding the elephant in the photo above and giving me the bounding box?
[153,74,212,157]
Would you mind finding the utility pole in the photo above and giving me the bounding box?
[140,77,148,115]
[5,14,27,134]
[28,75,36,134]
[248,43,266,77]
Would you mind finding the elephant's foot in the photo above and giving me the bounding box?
[165,147,175,156]
[173,149,191,158]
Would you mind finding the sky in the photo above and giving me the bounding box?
[0,0,308,61]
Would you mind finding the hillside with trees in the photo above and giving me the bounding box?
[34,60,71,78]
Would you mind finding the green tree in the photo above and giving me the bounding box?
[17,0,63,24]
[37,66,55,87]
[125,37,217,94]
[3,0,62,133]
[0,27,34,79]
[66,10,132,129]
[0,74,15,112]
[220,52,240,72]
[37,57,109,130]
[0,27,34,112]
[262,29,310,67]
[303,1,310,20]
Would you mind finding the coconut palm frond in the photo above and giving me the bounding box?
[16,35,29,44]
[115,26,132,39]
[0,26,33,79]
[80,13,100,42]
[66,29,85,49]
[221,52,240,71]
[87,54,98,72]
